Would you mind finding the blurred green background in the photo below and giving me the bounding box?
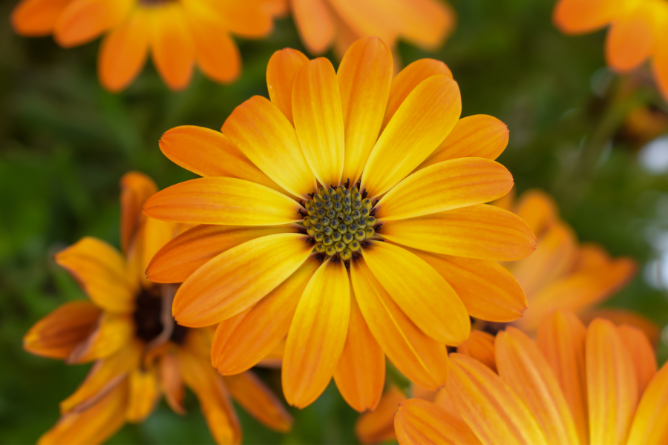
[2,0,668,443]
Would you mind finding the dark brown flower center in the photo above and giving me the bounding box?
[133,288,188,345]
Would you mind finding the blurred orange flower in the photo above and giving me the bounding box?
[10,0,286,91]
[394,310,668,445]
[290,0,456,58]
[553,0,668,101]
[142,36,536,411]
[24,172,291,445]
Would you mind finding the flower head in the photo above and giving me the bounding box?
[10,0,286,91]
[25,172,291,445]
[144,36,536,410]
[553,0,668,102]
[394,310,668,445]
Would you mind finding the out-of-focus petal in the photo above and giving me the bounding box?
[605,4,654,72]
[66,313,134,364]
[54,0,130,47]
[395,398,481,445]
[266,48,309,124]
[355,386,406,444]
[160,352,185,414]
[512,189,559,236]
[553,0,621,34]
[291,0,335,55]
[581,308,661,346]
[381,0,455,51]
[149,3,195,91]
[126,368,159,422]
[457,331,497,372]
[119,172,157,254]
[185,11,240,84]
[11,0,73,36]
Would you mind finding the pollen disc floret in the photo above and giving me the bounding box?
[302,183,378,260]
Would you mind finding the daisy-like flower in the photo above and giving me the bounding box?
[553,0,668,101]
[143,36,536,411]
[290,0,455,58]
[25,172,292,445]
[394,310,668,445]
[10,0,286,91]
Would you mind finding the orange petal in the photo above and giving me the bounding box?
[536,310,589,445]
[605,4,654,72]
[186,12,240,84]
[395,398,481,445]
[11,0,73,36]
[338,37,393,185]
[375,158,514,221]
[212,258,319,374]
[291,0,335,55]
[119,172,157,254]
[385,0,455,50]
[266,48,309,124]
[512,189,559,236]
[382,58,453,129]
[355,386,406,444]
[223,371,293,432]
[418,115,509,171]
[54,0,131,48]
[55,237,134,314]
[414,250,526,323]
[653,20,668,102]
[39,379,128,445]
[586,319,638,445]
[143,177,301,226]
[362,75,461,198]
[147,224,293,283]
[66,313,134,364]
[292,57,345,188]
[626,360,668,444]
[447,353,549,445]
[457,331,497,372]
[553,0,619,34]
[581,308,661,346]
[282,259,350,408]
[172,233,313,327]
[495,327,580,445]
[24,301,101,360]
[617,324,656,395]
[333,290,385,413]
[149,3,195,91]
[222,96,316,199]
[363,241,470,345]
[196,0,274,38]
[98,8,149,92]
[160,352,185,414]
[351,256,448,390]
[380,205,536,261]
[126,368,159,422]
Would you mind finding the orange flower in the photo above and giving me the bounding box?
[24,172,292,445]
[394,310,668,445]
[10,0,286,91]
[553,0,668,102]
[291,0,456,58]
[142,37,536,411]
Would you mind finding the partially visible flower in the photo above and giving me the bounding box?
[553,0,668,102]
[10,0,286,91]
[24,172,291,445]
[395,310,668,445]
[143,37,536,411]
[290,0,455,58]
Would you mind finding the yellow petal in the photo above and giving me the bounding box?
[355,386,406,444]
[126,368,159,422]
[143,177,301,226]
[147,224,293,283]
[381,205,536,261]
[212,258,319,374]
[338,36,393,185]
[291,0,335,54]
[586,319,638,445]
[495,327,581,445]
[395,398,482,445]
[414,250,526,323]
[382,58,453,129]
[362,75,461,198]
[292,57,345,187]
[457,331,497,372]
[447,353,549,445]
[266,48,309,123]
[376,158,514,221]
[173,233,313,327]
[351,256,449,390]
[55,237,134,314]
[66,313,134,364]
[149,3,195,91]
[626,360,668,444]
[24,301,101,360]
[418,115,509,170]
[617,324,656,396]
[283,259,350,408]
[222,95,316,199]
[333,291,386,413]
[159,126,278,190]
[363,241,470,345]
[536,310,589,445]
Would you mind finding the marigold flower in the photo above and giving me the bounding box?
[394,310,668,445]
[553,0,668,101]
[290,0,456,58]
[10,0,286,91]
[24,172,292,445]
[143,36,537,410]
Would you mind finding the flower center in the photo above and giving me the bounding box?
[139,0,174,6]
[300,182,379,261]
[133,288,188,345]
